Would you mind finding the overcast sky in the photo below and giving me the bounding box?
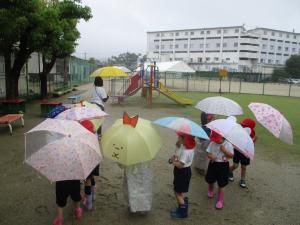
[74,0,300,60]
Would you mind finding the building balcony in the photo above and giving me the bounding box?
[239,45,260,51]
[239,38,260,45]
[239,52,259,59]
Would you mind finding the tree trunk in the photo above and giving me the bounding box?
[39,55,57,99]
[4,52,12,99]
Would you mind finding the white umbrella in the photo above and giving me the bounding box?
[248,103,293,145]
[25,119,102,182]
[206,116,255,159]
[195,96,243,116]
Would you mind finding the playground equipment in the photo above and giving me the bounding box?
[110,62,193,106]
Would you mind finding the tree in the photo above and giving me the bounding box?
[272,68,289,81]
[106,52,145,71]
[0,0,47,99]
[285,55,300,78]
[38,0,91,99]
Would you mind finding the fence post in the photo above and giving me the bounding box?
[164,72,167,86]
[229,75,231,93]
[186,75,189,92]
[208,74,211,93]
[288,83,292,97]
[262,77,265,95]
[239,77,242,94]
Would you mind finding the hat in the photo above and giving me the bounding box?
[207,114,215,121]
[176,132,195,149]
[240,118,256,139]
[210,130,223,143]
[80,120,95,133]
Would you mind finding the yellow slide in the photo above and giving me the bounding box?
[156,82,193,105]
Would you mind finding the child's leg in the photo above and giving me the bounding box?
[175,192,185,205]
[207,183,214,198]
[229,163,239,172]
[241,165,247,180]
[91,177,96,201]
[73,201,82,219]
[83,178,93,210]
[53,207,63,225]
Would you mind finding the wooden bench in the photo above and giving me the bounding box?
[40,101,62,117]
[0,99,26,113]
[0,114,24,135]
[68,95,81,103]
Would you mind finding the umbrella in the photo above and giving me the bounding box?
[152,117,209,140]
[73,101,107,130]
[206,116,255,159]
[55,106,108,121]
[195,96,243,116]
[90,66,128,77]
[248,103,293,145]
[102,113,162,166]
[25,119,102,182]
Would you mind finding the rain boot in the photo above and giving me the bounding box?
[171,197,188,213]
[91,185,96,201]
[207,184,214,198]
[53,217,63,225]
[215,192,224,209]
[74,207,82,219]
[83,194,93,210]
[170,204,188,219]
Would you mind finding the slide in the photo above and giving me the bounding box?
[156,82,193,105]
[118,74,141,103]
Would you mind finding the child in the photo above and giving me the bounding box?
[170,132,195,219]
[205,131,234,209]
[80,120,100,210]
[228,118,257,188]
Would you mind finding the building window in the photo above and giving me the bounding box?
[285,47,289,51]
[161,33,165,37]
[271,32,275,36]
[156,33,160,37]
[234,42,238,47]
[279,33,282,37]
[207,30,210,34]
[270,45,274,50]
[198,57,202,62]
[201,31,205,34]
[268,59,272,64]
[190,44,194,48]
[226,58,230,61]
[190,58,193,62]
[169,33,173,37]
[206,43,210,48]
[286,34,289,38]
[161,45,164,49]
[260,59,264,63]
[175,32,179,36]
[294,35,297,39]
[262,44,267,49]
[223,42,227,47]
[175,44,179,49]
[276,60,280,64]
[214,57,219,61]
[235,28,239,33]
[185,31,188,36]
[200,44,204,48]
[216,43,220,47]
[264,30,267,35]
[292,48,296,52]
[155,45,159,49]
[278,46,282,51]
[217,30,221,34]
[184,44,188,49]
[223,30,227,34]
[170,44,173,49]
[206,57,210,62]
[190,31,194,35]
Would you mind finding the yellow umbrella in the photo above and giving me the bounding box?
[90,66,128,77]
[74,101,105,130]
[102,112,162,166]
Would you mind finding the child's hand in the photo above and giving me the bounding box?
[210,153,217,161]
[171,155,178,162]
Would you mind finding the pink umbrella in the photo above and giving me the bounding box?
[248,103,293,145]
[25,119,102,182]
[55,107,108,121]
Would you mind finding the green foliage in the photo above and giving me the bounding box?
[106,52,145,71]
[272,68,289,81]
[285,55,300,78]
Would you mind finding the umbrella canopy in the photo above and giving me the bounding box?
[152,117,209,140]
[195,96,243,116]
[73,101,106,130]
[248,103,293,145]
[206,116,255,159]
[55,106,108,121]
[102,113,162,166]
[25,119,102,182]
[90,66,128,77]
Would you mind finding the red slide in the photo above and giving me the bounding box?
[118,74,141,103]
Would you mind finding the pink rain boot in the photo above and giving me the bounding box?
[53,217,63,225]
[215,192,224,209]
[207,184,214,198]
[74,207,83,219]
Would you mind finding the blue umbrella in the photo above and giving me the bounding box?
[153,117,209,140]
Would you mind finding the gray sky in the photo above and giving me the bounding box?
[75,0,300,60]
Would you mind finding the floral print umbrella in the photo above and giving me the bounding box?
[248,103,293,145]
[25,119,102,182]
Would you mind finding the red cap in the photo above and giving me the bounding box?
[210,131,223,143]
[80,120,95,133]
[207,114,215,121]
[240,118,256,139]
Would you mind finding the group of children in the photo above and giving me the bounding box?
[169,112,257,219]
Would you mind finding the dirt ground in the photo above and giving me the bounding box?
[0,83,299,225]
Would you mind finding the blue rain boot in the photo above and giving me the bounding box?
[83,194,93,210]
[170,204,188,219]
[171,197,188,213]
